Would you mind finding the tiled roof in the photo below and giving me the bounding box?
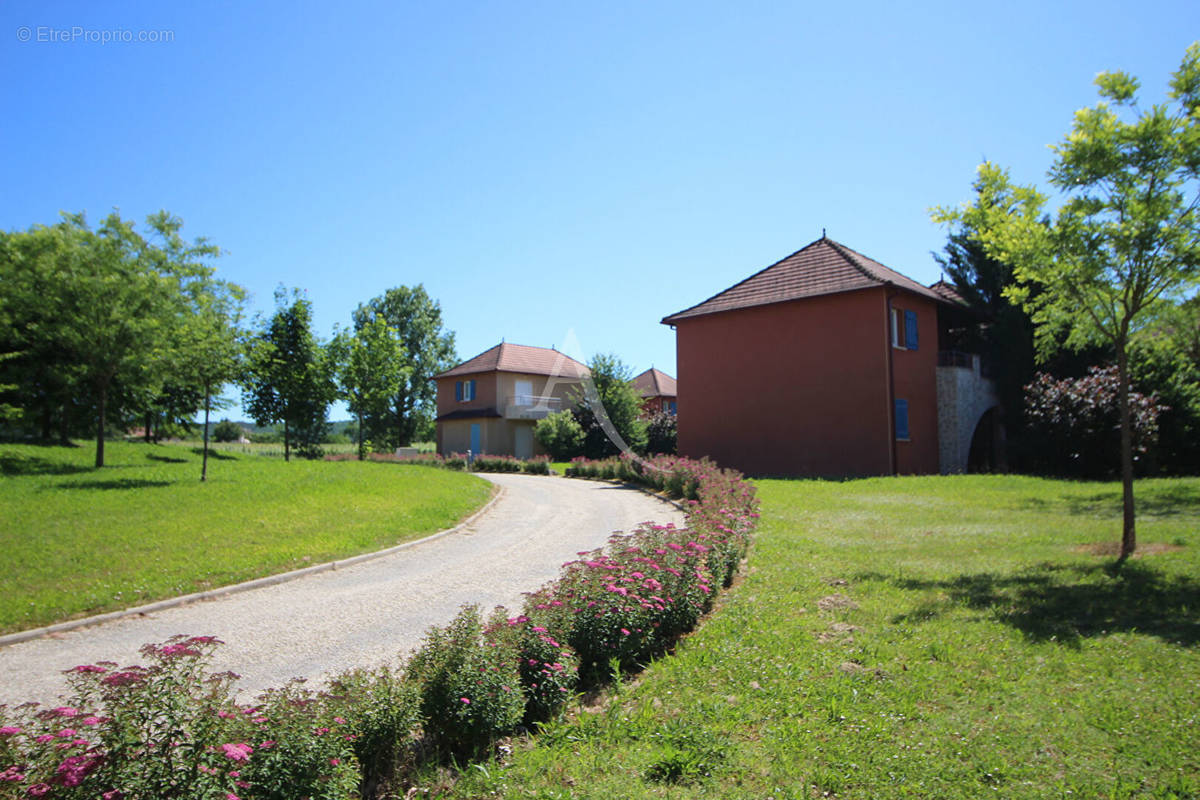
[633,368,677,398]
[434,342,590,380]
[929,279,968,306]
[661,237,950,324]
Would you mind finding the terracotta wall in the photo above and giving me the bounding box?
[435,373,499,418]
[888,292,940,474]
[674,287,942,477]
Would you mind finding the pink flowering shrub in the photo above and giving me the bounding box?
[485,611,579,723]
[323,666,420,792]
[406,606,525,755]
[0,636,358,800]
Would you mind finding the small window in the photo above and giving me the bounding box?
[456,380,476,402]
[904,310,919,350]
[895,398,910,440]
[891,308,901,348]
[667,400,677,415]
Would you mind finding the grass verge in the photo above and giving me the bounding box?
[0,441,493,635]
[450,474,1200,799]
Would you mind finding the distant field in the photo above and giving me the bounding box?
[164,439,437,459]
[452,474,1200,799]
[0,442,492,634]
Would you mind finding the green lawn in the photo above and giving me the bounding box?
[452,474,1200,799]
[0,441,493,635]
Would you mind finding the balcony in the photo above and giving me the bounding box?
[503,395,563,420]
[938,350,994,379]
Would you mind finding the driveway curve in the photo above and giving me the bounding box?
[0,473,685,706]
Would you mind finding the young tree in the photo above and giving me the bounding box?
[533,409,586,460]
[571,353,648,458]
[351,286,457,448]
[242,288,336,460]
[934,43,1200,560]
[330,318,409,460]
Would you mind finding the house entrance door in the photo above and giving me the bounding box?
[470,423,481,455]
[514,425,533,460]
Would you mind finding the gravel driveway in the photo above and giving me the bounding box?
[0,473,684,706]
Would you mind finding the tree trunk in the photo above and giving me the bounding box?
[1117,342,1137,562]
[58,400,70,445]
[357,411,365,460]
[95,381,107,468]
[40,401,52,441]
[201,385,211,482]
[284,418,290,462]
[144,411,152,444]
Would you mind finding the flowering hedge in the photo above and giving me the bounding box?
[0,456,756,797]
[325,452,551,474]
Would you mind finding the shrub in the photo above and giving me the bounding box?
[472,454,522,473]
[485,610,579,722]
[212,419,244,443]
[521,456,551,475]
[533,411,585,460]
[645,410,677,455]
[406,606,525,755]
[1025,366,1164,478]
[0,635,358,800]
[322,667,420,796]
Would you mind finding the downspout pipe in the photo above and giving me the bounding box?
[884,285,898,476]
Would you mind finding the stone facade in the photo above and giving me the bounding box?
[936,354,1000,474]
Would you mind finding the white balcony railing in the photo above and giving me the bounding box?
[504,395,563,420]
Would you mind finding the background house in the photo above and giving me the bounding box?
[433,342,589,458]
[633,367,677,415]
[662,236,998,477]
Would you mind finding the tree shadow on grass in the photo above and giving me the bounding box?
[146,453,189,464]
[0,454,93,476]
[1020,483,1200,517]
[858,562,1200,648]
[190,448,236,460]
[55,478,173,491]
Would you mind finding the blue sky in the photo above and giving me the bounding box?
[3,1,1197,417]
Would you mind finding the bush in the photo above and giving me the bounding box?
[212,419,244,443]
[533,411,585,460]
[521,456,551,475]
[0,635,359,800]
[406,606,525,755]
[645,410,677,455]
[472,454,523,473]
[1025,366,1164,478]
[324,667,419,795]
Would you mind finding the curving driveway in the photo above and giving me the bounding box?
[0,473,685,706]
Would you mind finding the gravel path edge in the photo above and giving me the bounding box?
[0,481,505,650]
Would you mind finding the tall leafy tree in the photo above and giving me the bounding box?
[351,285,456,448]
[330,318,409,460]
[934,43,1200,560]
[571,353,648,458]
[243,287,335,460]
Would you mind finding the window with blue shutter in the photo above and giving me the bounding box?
[895,398,910,440]
[904,310,918,350]
[455,381,463,402]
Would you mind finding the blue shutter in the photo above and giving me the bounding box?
[904,310,918,350]
[455,381,462,401]
[469,380,477,401]
[895,399,909,440]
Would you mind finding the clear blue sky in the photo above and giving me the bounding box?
[3,1,1197,417]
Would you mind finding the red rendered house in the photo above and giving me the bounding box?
[633,367,677,415]
[662,236,998,477]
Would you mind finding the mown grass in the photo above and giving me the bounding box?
[451,474,1200,799]
[0,441,493,634]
